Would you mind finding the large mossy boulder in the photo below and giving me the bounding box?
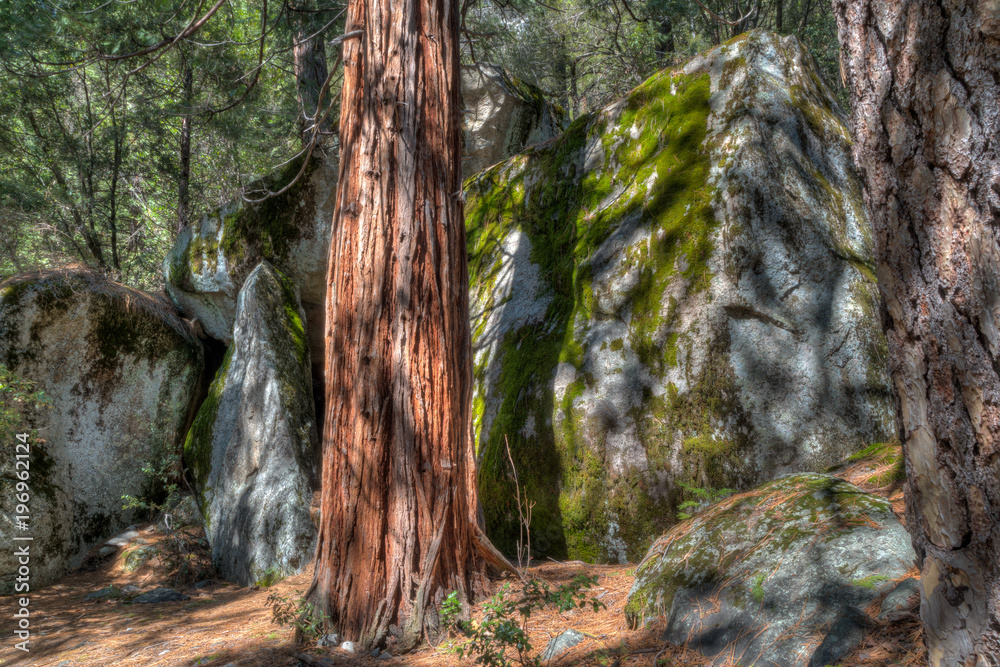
[624,474,915,666]
[466,30,895,562]
[0,270,204,589]
[462,63,566,177]
[163,150,337,391]
[184,261,317,586]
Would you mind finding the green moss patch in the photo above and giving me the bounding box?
[625,473,898,629]
[218,154,321,286]
[467,68,719,561]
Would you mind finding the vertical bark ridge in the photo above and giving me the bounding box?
[835,1,1000,664]
[308,0,491,652]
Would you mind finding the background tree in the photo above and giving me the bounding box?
[0,0,342,287]
[462,0,844,116]
[835,0,1000,663]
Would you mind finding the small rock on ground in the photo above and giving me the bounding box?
[340,641,356,654]
[808,613,870,667]
[878,577,920,621]
[85,584,141,601]
[131,588,190,603]
[104,529,140,547]
[317,633,340,647]
[541,629,585,662]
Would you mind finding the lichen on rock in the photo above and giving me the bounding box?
[184,261,317,586]
[162,149,337,399]
[462,63,567,178]
[0,269,204,589]
[466,30,895,563]
[624,473,915,666]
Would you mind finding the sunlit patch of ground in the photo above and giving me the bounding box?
[0,443,923,666]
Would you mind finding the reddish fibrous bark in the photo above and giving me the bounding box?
[835,1,1000,663]
[306,0,501,652]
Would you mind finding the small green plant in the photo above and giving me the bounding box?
[121,449,183,520]
[505,436,535,578]
[440,574,606,667]
[266,590,329,641]
[676,481,734,520]
[0,365,51,433]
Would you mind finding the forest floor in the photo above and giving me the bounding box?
[0,446,924,667]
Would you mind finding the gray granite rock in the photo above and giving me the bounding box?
[184,262,317,586]
[462,64,566,178]
[626,474,915,666]
[132,588,190,604]
[163,150,338,395]
[0,270,203,591]
[466,30,895,562]
[878,577,920,621]
[540,629,586,662]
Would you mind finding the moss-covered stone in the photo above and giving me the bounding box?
[0,268,204,589]
[162,148,338,394]
[185,261,317,586]
[624,473,914,666]
[466,31,895,563]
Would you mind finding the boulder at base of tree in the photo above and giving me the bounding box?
[0,269,204,590]
[462,63,566,178]
[465,30,895,562]
[624,473,915,667]
[184,261,317,586]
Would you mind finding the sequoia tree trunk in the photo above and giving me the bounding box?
[306,0,495,652]
[834,1,1000,663]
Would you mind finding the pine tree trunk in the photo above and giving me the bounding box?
[177,64,193,232]
[307,0,495,652]
[290,0,331,145]
[835,1,1000,663]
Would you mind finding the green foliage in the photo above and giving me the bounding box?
[675,481,734,521]
[266,590,329,641]
[120,450,182,521]
[0,365,51,440]
[851,574,890,591]
[0,0,342,287]
[464,0,844,118]
[440,575,606,667]
[751,572,766,603]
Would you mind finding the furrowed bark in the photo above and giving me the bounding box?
[834,1,1000,663]
[307,0,496,652]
